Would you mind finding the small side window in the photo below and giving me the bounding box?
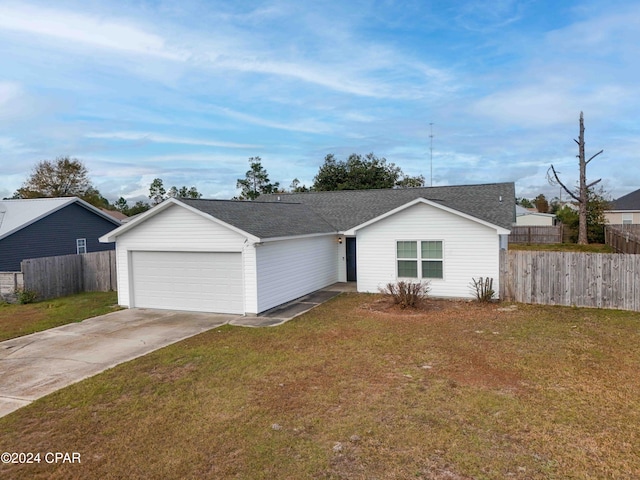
[76,238,87,254]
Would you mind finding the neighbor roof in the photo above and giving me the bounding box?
[258,182,516,231]
[611,188,640,211]
[0,197,121,241]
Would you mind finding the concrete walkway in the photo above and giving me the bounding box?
[0,283,354,418]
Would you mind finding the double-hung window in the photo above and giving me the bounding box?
[397,240,443,279]
[76,238,87,254]
[622,213,633,225]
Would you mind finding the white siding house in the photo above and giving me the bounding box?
[515,205,556,226]
[255,235,339,313]
[350,199,507,297]
[101,199,340,315]
[101,183,515,315]
[108,203,248,313]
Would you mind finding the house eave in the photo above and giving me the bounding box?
[258,231,339,244]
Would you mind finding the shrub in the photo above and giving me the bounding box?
[381,281,430,309]
[15,288,38,305]
[470,277,495,302]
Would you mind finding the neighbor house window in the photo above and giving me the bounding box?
[622,213,633,225]
[396,240,443,279]
[76,238,87,254]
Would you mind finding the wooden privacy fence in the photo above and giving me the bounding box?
[509,225,563,244]
[21,250,117,301]
[605,224,640,254]
[500,250,640,311]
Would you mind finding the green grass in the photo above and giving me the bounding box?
[509,243,614,253]
[1,294,639,479]
[0,291,120,341]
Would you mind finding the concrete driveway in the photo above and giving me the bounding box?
[0,309,234,418]
[0,284,351,418]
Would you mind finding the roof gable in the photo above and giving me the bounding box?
[344,197,511,235]
[0,197,120,241]
[612,188,640,211]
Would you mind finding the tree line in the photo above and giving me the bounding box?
[8,152,425,215]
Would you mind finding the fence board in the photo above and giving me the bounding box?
[605,225,640,254]
[509,225,563,244]
[501,250,640,311]
[21,251,116,301]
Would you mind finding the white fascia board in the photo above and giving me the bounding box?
[343,197,511,236]
[259,231,338,244]
[99,198,260,243]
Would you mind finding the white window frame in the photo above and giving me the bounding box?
[622,213,633,225]
[76,238,87,254]
[396,240,444,280]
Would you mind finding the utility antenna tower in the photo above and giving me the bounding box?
[429,123,434,187]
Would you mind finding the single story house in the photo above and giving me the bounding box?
[100,182,515,315]
[0,197,121,272]
[605,188,640,225]
[514,205,556,226]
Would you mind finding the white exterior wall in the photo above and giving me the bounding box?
[113,205,251,309]
[355,202,502,298]
[515,214,555,226]
[255,235,339,312]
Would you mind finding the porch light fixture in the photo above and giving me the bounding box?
[337,237,343,244]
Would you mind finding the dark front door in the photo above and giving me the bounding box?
[346,237,357,282]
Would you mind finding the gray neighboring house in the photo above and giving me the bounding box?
[605,188,640,225]
[100,182,515,315]
[0,197,121,272]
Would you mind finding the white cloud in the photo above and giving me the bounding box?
[0,82,22,106]
[86,132,260,149]
[0,3,186,60]
[211,107,332,134]
[0,136,33,155]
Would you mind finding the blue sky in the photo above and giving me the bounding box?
[0,0,638,204]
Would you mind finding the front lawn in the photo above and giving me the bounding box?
[1,294,638,479]
[0,291,120,341]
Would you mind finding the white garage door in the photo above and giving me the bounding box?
[131,251,244,314]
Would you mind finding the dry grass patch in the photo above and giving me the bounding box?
[1,293,639,479]
[0,292,120,341]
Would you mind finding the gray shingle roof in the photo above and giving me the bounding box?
[257,182,516,231]
[179,199,337,238]
[178,183,515,239]
[612,188,640,210]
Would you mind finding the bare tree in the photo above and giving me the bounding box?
[548,112,603,244]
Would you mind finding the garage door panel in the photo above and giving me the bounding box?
[131,251,243,313]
